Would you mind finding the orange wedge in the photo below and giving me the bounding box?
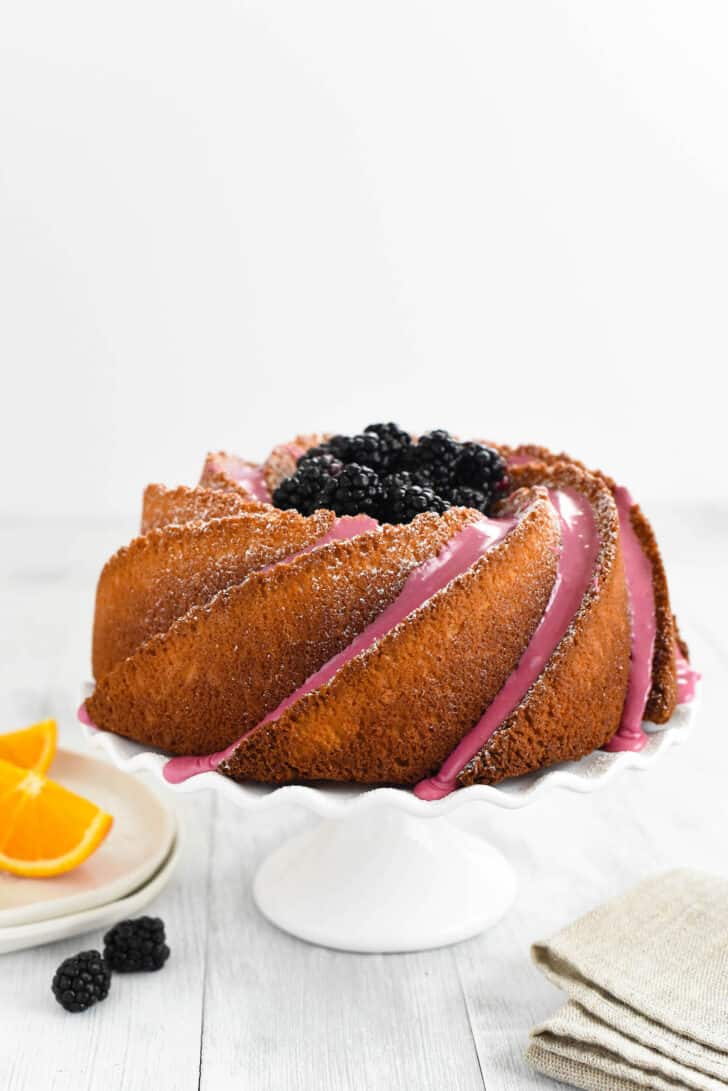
[0,718,57,773]
[0,757,112,877]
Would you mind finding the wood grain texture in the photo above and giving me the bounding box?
[199,803,485,1091]
[0,505,726,1090]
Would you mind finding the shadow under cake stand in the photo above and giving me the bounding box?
[81,700,696,953]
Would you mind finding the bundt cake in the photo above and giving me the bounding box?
[81,425,698,796]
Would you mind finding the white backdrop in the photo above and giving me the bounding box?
[1,0,726,519]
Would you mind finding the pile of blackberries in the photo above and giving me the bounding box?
[272,423,508,524]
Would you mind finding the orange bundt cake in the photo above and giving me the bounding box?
[81,424,698,796]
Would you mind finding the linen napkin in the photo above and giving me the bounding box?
[526,869,728,1090]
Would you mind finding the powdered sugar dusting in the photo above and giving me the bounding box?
[141,484,265,533]
[202,453,271,502]
[163,511,518,783]
[94,510,338,674]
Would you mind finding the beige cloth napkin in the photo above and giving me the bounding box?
[526,870,728,1090]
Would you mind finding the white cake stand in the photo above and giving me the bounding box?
[80,696,696,953]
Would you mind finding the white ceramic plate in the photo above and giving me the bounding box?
[0,749,177,928]
[0,838,179,955]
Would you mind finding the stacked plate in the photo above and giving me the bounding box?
[0,750,178,954]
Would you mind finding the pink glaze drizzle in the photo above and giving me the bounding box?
[228,464,270,503]
[603,487,655,752]
[208,453,271,503]
[261,513,379,572]
[82,444,700,790]
[414,490,598,800]
[162,511,521,784]
[676,644,700,703]
[510,451,694,752]
[77,701,95,728]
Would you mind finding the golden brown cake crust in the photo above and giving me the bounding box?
[498,443,679,724]
[262,434,329,493]
[86,435,682,791]
[199,451,262,491]
[86,509,478,756]
[220,494,560,785]
[457,461,631,787]
[141,484,266,533]
[629,505,678,722]
[92,509,335,679]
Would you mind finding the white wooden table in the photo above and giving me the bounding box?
[0,505,725,1091]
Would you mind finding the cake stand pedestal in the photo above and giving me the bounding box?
[253,805,515,952]
[81,694,696,953]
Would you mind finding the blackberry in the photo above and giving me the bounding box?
[346,432,391,473]
[296,444,333,465]
[417,429,461,465]
[405,430,462,487]
[275,427,509,518]
[330,463,384,517]
[448,486,490,514]
[380,471,412,520]
[364,422,411,470]
[296,451,342,476]
[52,950,111,1013]
[301,425,411,476]
[364,421,411,447]
[382,470,414,491]
[325,434,354,462]
[414,460,454,493]
[398,445,422,477]
[104,916,170,973]
[273,455,341,515]
[455,442,508,494]
[347,425,413,474]
[381,476,447,524]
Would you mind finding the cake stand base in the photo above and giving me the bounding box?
[82,689,697,953]
[253,805,517,952]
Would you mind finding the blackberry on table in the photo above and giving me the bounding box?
[330,463,384,517]
[52,950,111,1013]
[104,916,170,973]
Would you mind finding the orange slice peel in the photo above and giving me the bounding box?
[0,718,58,773]
[0,757,112,877]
